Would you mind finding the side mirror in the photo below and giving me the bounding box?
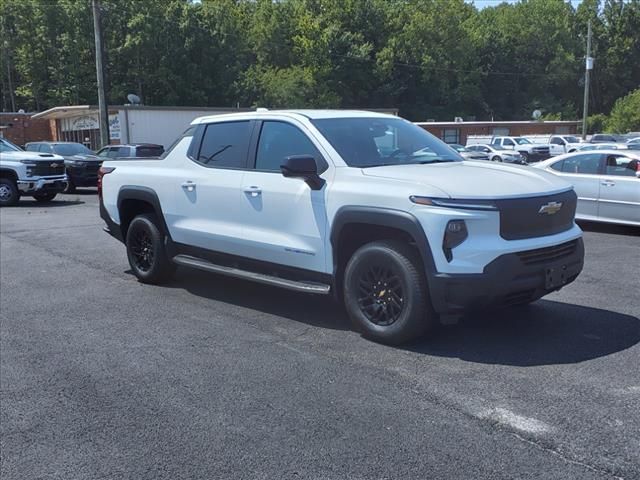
[280,155,325,190]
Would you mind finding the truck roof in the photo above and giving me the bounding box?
[191,109,395,125]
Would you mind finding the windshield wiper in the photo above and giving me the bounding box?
[415,158,457,164]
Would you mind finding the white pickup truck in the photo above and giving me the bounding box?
[0,138,68,206]
[490,136,551,163]
[99,110,584,344]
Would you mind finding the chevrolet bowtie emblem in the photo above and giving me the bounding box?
[50,163,60,168]
[538,201,563,215]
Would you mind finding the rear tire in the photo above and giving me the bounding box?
[33,192,57,202]
[126,214,175,284]
[0,178,19,206]
[343,240,435,345]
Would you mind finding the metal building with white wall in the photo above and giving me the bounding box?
[32,105,255,150]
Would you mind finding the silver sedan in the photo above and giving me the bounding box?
[533,150,640,226]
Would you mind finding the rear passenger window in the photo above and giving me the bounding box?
[197,121,251,168]
[255,121,321,172]
[561,153,601,174]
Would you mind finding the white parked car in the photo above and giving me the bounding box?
[533,150,640,226]
[100,110,584,344]
[466,144,527,164]
[549,135,583,155]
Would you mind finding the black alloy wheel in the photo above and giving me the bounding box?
[125,214,175,284]
[343,240,435,345]
[357,265,405,326]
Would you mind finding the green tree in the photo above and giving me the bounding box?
[605,89,640,132]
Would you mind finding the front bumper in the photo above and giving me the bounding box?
[17,176,68,194]
[428,237,584,314]
[522,151,550,163]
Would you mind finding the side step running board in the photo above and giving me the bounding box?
[172,254,331,295]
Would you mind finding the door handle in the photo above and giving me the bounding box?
[243,186,262,197]
[181,181,196,192]
[601,181,615,187]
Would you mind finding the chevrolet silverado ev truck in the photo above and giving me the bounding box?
[0,138,67,206]
[99,110,584,344]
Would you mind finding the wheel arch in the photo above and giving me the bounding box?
[117,186,172,242]
[330,207,437,295]
[0,169,19,182]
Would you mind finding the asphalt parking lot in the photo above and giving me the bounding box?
[1,191,639,480]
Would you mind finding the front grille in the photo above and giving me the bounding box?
[28,162,65,177]
[532,147,550,154]
[85,162,101,173]
[497,190,577,240]
[504,289,536,306]
[516,240,578,266]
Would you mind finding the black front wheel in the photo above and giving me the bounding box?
[343,240,435,345]
[491,156,502,162]
[33,192,57,202]
[520,152,530,163]
[126,214,175,284]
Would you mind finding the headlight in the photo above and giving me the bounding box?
[442,220,468,262]
[410,196,497,211]
[66,160,86,166]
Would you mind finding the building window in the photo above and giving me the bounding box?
[443,128,460,144]
[555,126,570,134]
[492,127,510,136]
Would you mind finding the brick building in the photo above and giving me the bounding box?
[416,120,581,145]
[0,112,53,147]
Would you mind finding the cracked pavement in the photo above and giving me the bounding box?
[1,191,639,479]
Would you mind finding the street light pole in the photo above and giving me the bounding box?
[581,20,593,140]
[92,0,109,147]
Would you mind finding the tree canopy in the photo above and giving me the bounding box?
[1,0,639,123]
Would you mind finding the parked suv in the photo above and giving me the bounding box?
[0,138,67,206]
[490,136,551,163]
[96,143,164,160]
[25,141,101,192]
[99,110,584,345]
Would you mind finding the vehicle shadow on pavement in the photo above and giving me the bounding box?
[407,300,640,366]
[167,267,350,331]
[9,200,84,208]
[577,220,639,236]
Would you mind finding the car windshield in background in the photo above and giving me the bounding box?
[450,144,468,152]
[311,117,461,167]
[0,139,22,152]
[514,138,532,145]
[53,143,93,156]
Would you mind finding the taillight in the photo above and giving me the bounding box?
[97,166,115,198]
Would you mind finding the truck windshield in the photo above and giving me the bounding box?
[514,138,532,145]
[311,117,461,167]
[53,143,94,156]
[564,136,580,143]
[0,138,22,152]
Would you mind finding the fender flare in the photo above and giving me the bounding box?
[330,206,437,277]
[117,186,172,241]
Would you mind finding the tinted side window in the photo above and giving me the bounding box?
[137,146,163,157]
[197,121,251,168]
[106,148,120,159]
[25,144,38,152]
[255,121,321,172]
[561,153,601,174]
[550,137,562,145]
[503,139,515,146]
[550,160,564,171]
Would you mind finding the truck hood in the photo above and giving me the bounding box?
[361,161,572,199]
[0,151,64,162]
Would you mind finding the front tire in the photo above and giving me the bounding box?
[520,152,529,163]
[343,240,435,345]
[33,192,57,203]
[491,156,502,162]
[126,214,175,284]
[0,178,19,206]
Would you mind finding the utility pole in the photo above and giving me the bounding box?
[92,0,109,147]
[581,20,593,140]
